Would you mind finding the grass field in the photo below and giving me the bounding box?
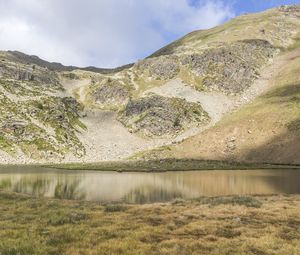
[0,192,300,255]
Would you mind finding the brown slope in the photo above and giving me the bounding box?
[145,48,300,165]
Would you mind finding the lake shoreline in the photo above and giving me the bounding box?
[41,159,300,172]
[1,159,300,172]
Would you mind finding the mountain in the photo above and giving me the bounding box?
[0,5,299,165]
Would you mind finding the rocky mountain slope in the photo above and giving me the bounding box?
[140,48,300,165]
[0,5,299,164]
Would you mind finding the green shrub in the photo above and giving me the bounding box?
[104,204,128,212]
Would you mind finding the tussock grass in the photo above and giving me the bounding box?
[104,204,128,212]
[0,191,300,254]
[195,196,263,208]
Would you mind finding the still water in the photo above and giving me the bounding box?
[0,166,300,203]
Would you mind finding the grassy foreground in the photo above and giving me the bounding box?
[0,192,300,255]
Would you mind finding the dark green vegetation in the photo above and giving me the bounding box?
[45,159,300,172]
[0,191,300,254]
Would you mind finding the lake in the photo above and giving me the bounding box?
[0,166,300,203]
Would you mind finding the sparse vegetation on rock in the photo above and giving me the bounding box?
[90,78,132,110]
[180,40,277,94]
[118,95,209,137]
[136,55,180,80]
[0,53,86,160]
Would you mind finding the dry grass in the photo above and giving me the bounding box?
[151,6,300,58]
[0,191,300,254]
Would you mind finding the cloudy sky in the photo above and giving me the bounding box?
[0,0,299,67]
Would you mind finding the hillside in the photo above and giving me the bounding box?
[139,48,300,165]
[0,5,299,165]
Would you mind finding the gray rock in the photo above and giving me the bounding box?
[180,40,276,94]
[93,79,130,108]
[136,56,180,80]
[118,94,209,137]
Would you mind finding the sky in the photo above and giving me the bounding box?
[0,0,299,68]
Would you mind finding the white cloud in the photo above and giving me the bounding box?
[0,0,234,67]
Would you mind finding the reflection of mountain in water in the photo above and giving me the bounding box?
[0,174,86,200]
[13,178,52,197]
[0,167,300,203]
[54,180,86,200]
[258,173,300,194]
[122,185,184,203]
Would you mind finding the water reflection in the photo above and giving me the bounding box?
[0,167,300,203]
[54,179,86,200]
[123,186,184,204]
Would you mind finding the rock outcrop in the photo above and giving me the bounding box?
[180,40,277,94]
[118,95,209,137]
[135,56,180,80]
[91,78,131,109]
